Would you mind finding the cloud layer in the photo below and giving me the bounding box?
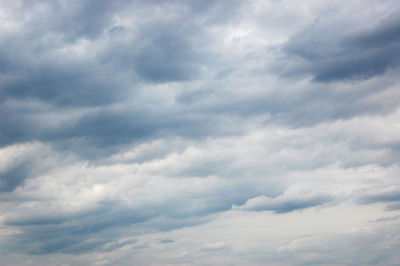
[1,0,400,265]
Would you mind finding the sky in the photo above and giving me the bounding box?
[1,0,400,265]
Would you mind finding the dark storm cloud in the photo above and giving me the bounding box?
[281,10,400,82]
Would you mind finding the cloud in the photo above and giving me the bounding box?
[201,241,226,252]
[356,187,400,212]
[275,219,400,266]
[279,7,400,82]
[0,163,31,192]
[5,202,153,254]
[0,0,400,265]
[0,142,68,192]
[235,189,334,213]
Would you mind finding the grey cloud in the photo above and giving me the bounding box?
[0,112,34,148]
[158,238,174,244]
[54,107,224,149]
[5,202,152,254]
[3,175,261,254]
[375,215,400,222]
[281,10,400,82]
[97,0,243,83]
[384,203,400,211]
[4,0,398,158]
[1,0,400,264]
[16,0,121,42]
[0,0,231,151]
[236,193,334,213]
[132,32,202,83]
[200,242,227,252]
[98,12,211,83]
[0,62,125,107]
[6,205,196,254]
[349,11,400,49]
[0,163,31,192]
[51,0,118,41]
[0,143,60,192]
[178,78,398,129]
[275,219,400,266]
[0,98,242,154]
[0,0,219,111]
[3,78,397,152]
[357,188,400,205]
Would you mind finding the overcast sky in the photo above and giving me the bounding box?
[1,0,400,265]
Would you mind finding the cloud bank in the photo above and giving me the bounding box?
[1,0,400,265]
